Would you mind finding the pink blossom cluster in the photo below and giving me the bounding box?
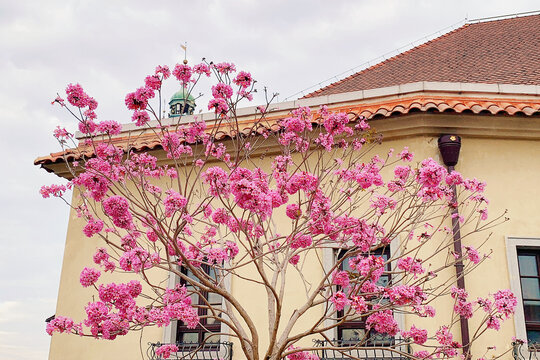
[155,344,179,359]
[451,286,473,319]
[102,195,133,229]
[163,190,188,217]
[65,83,98,111]
[233,71,253,88]
[212,83,233,99]
[80,267,101,287]
[349,255,385,283]
[286,346,320,360]
[402,325,428,345]
[332,270,350,288]
[83,217,104,238]
[386,285,427,306]
[366,310,398,335]
[53,126,71,139]
[93,247,115,272]
[396,257,425,277]
[46,316,81,336]
[96,120,122,135]
[40,184,67,198]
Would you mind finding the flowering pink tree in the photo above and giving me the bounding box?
[42,60,516,360]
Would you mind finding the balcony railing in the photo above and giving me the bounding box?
[313,338,411,360]
[513,341,539,360]
[147,341,233,360]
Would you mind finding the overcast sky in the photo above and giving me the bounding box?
[0,1,538,359]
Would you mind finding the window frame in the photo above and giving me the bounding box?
[516,248,540,344]
[162,264,231,345]
[321,237,404,341]
[335,247,392,343]
[175,264,222,344]
[506,236,540,354]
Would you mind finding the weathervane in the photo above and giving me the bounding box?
[181,42,188,64]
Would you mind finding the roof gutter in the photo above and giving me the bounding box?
[438,134,471,359]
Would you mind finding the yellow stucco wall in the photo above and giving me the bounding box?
[48,115,540,360]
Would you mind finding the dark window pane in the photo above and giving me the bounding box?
[521,278,540,299]
[518,255,538,276]
[181,332,199,343]
[524,300,540,322]
[342,328,366,341]
[527,330,540,344]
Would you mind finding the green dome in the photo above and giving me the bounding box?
[169,88,195,105]
[169,87,196,117]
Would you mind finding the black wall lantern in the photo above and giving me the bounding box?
[438,134,462,167]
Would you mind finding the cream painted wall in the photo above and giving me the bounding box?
[48,116,540,360]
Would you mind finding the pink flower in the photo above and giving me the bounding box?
[332,271,350,288]
[193,63,211,76]
[155,344,179,359]
[213,62,236,74]
[233,71,253,88]
[208,98,229,115]
[65,83,89,108]
[402,325,428,345]
[486,316,501,330]
[202,167,230,196]
[435,326,453,346]
[83,218,104,237]
[46,316,76,335]
[289,233,312,249]
[330,291,350,311]
[40,184,67,198]
[286,204,302,220]
[398,146,414,162]
[212,83,233,99]
[463,246,482,264]
[103,196,133,229]
[370,194,397,215]
[144,74,162,90]
[493,289,517,318]
[96,120,122,135]
[155,65,171,79]
[80,267,101,287]
[350,296,367,314]
[366,310,398,335]
[172,64,192,84]
[132,110,150,126]
[163,190,188,217]
[53,126,70,139]
[397,257,425,277]
[289,254,300,265]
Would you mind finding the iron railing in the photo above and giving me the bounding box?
[313,338,411,360]
[147,341,233,360]
[513,341,539,360]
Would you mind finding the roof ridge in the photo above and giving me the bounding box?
[467,10,540,24]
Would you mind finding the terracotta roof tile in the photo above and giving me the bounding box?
[304,15,540,98]
[34,95,540,167]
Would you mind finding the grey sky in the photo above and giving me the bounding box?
[0,1,538,359]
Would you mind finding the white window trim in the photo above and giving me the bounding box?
[321,237,404,340]
[505,236,540,356]
[162,267,231,344]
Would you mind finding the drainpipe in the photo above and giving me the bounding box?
[438,135,471,359]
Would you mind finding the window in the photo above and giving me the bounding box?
[336,247,391,343]
[176,265,222,344]
[517,249,540,343]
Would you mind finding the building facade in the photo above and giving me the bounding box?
[35,13,540,360]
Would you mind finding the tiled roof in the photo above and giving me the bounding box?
[304,14,540,98]
[34,95,540,167]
